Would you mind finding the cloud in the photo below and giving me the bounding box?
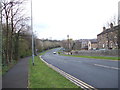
[28,0,119,40]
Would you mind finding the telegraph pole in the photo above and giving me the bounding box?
[31,0,34,66]
[67,35,70,54]
[67,35,69,49]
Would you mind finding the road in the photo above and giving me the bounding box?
[41,48,119,88]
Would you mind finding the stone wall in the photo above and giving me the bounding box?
[71,50,119,57]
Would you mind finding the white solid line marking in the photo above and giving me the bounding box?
[94,64,120,70]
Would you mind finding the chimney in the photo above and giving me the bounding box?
[103,27,106,31]
[110,23,113,28]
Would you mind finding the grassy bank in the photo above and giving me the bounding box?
[28,52,79,88]
[2,61,17,75]
[59,52,120,60]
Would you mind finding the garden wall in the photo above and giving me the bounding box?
[71,50,119,57]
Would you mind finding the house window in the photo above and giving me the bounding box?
[106,41,108,46]
[115,42,118,46]
[88,44,91,47]
[103,44,105,48]
[110,42,113,48]
[114,36,117,39]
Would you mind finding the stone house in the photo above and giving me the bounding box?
[78,39,97,50]
[88,39,98,50]
[97,23,119,49]
[79,39,89,50]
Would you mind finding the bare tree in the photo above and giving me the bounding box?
[1,0,29,64]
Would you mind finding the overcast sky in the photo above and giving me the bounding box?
[26,0,119,40]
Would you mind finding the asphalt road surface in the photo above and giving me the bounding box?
[41,48,119,88]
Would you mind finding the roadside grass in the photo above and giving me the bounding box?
[28,52,79,88]
[0,68,2,75]
[2,60,17,75]
[59,53,120,60]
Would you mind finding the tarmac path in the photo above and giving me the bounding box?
[2,57,30,88]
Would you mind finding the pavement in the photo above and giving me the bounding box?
[2,56,30,88]
[41,48,119,88]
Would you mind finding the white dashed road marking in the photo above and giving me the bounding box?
[94,64,120,70]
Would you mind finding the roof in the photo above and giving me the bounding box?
[78,39,90,42]
[97,25,119,36]
[89,39,97,43]
[78,39,97,43]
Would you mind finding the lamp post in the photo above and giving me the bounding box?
[31,0,34,66]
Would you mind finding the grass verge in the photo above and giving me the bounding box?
[2,61,17,75]
[59,53,120,60]
[28,52,79,88]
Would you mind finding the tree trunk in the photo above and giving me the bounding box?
[5,16,9,65]
[9,5,14,63]
[14,32,20,61]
